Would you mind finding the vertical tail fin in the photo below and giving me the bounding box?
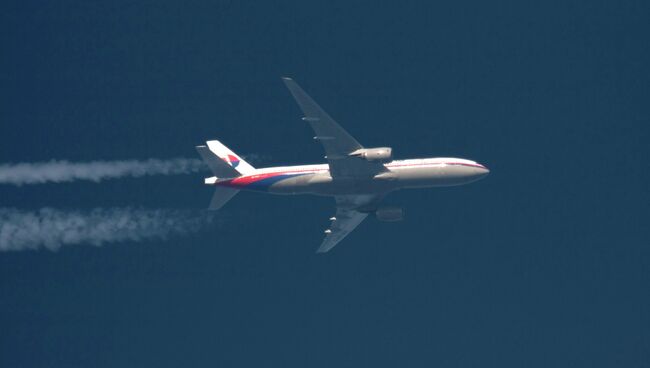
[205,140,256,176]
[195,139,254,211]
[195,145,241,178]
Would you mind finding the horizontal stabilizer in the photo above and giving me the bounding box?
[195,145,241,178]
[209,186,239,210]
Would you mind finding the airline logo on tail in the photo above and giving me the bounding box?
[224,155,240,168]
[203,139,256,176]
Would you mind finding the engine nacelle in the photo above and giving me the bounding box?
[350,147,392,162]
[375,206,404,222]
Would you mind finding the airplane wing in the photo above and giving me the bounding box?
[282,77,386,178]
[317,194,382,253]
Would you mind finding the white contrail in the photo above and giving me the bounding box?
[0,158,205,185]
[0,207,215,252]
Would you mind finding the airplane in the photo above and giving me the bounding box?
[196,77,489,253]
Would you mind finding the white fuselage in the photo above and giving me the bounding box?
[210,157,489,196]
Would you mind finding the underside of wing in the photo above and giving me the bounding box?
[317,194,383,253]
[318,209,368,253]
[282,77,386,178]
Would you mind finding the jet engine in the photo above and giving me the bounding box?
[375,206,404,222]
[349,147,392,162]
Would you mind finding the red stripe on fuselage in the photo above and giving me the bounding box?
[219,172,285,186]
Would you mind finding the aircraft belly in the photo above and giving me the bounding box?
[266,173,320,194]
[267,172,397,195]
[393,166,479,187]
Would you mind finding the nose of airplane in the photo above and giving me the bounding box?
[474,164,490,180]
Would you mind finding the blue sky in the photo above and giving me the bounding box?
[1,1,648,367]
